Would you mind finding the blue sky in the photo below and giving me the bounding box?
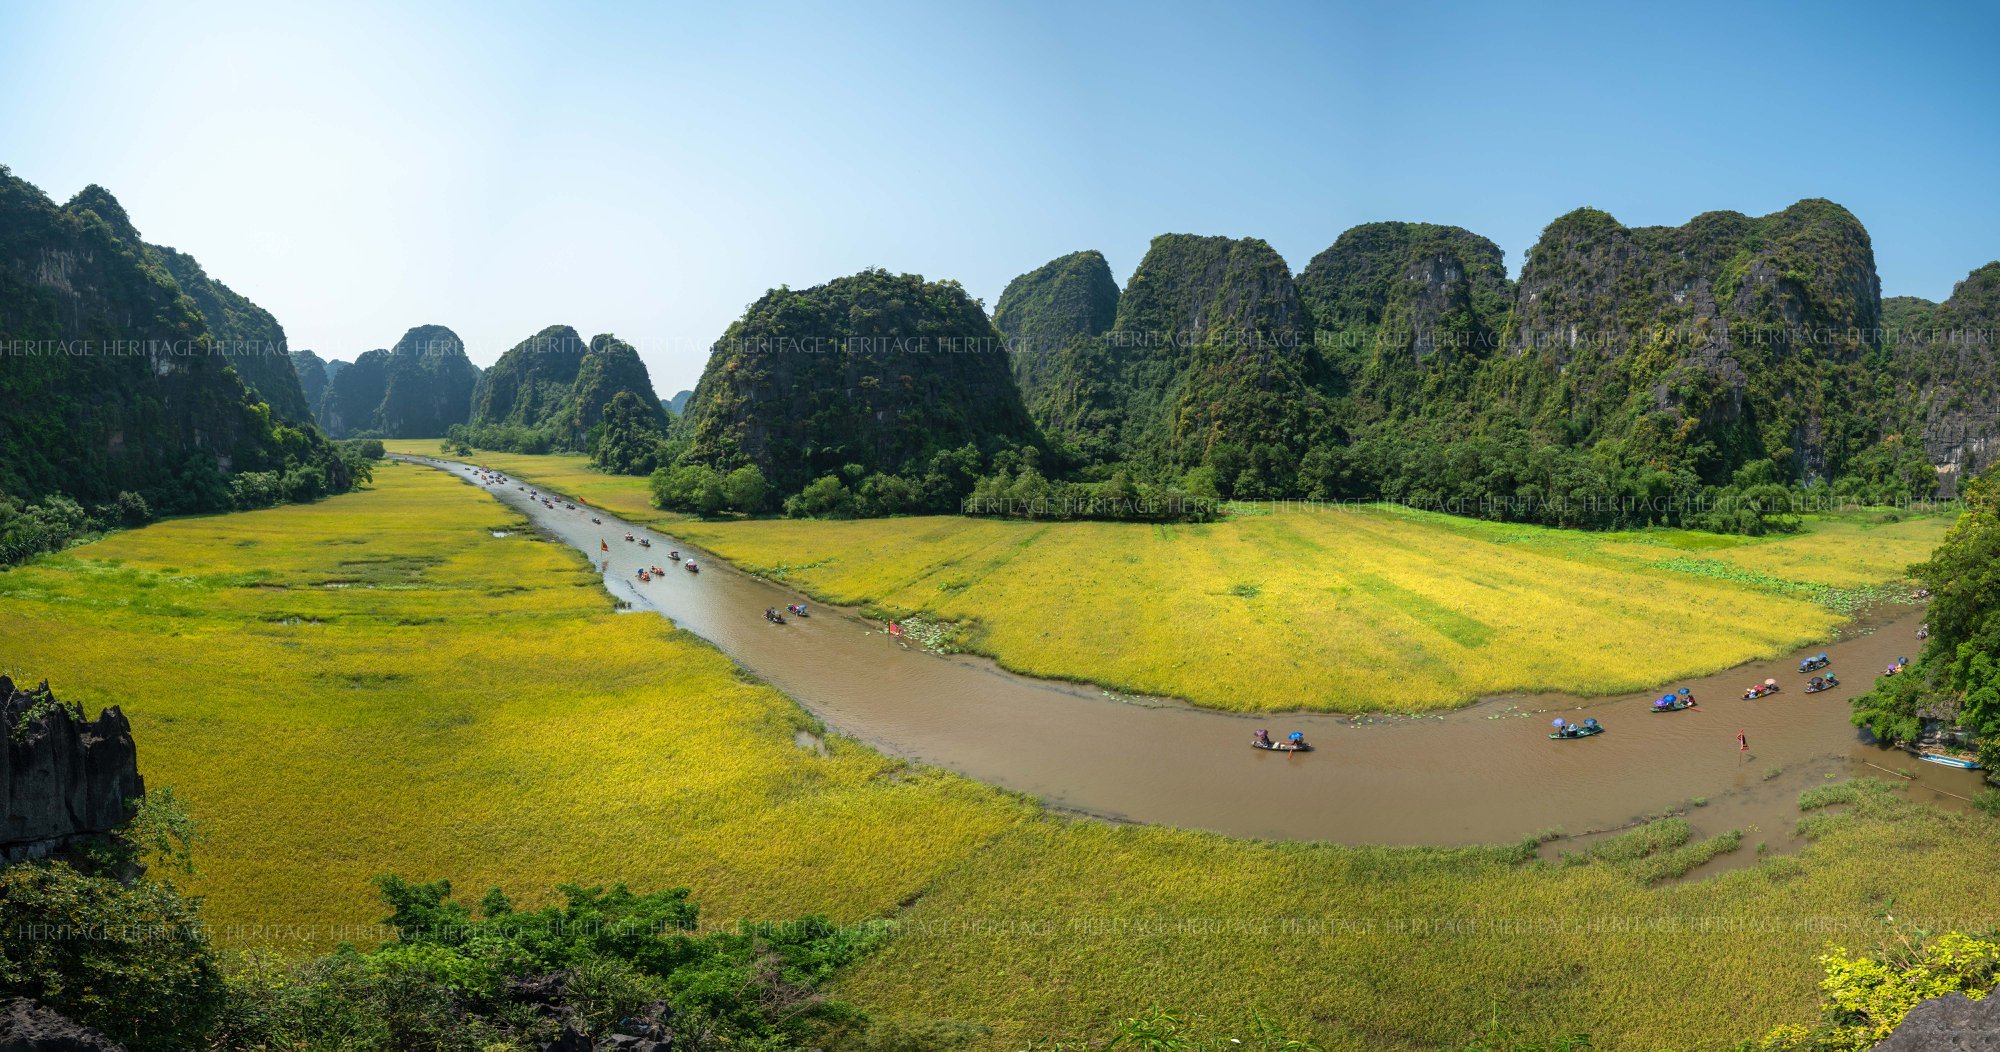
[2,0,1995,393]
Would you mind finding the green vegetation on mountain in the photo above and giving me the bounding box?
[319,324,480,439]
[672,268,1040,510]
[1030,235,1326,488]
[991,249,1119,426]
[290,347,330,410]
[456,326,669,466]
[988,202,1980,532]
[0,166,359,562]
[153,245,312,422]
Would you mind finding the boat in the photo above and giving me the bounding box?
[639,538,651,548]
[684,561,699,574]
[1648,698,1695,713]
[1550,718,1603,739]
[1920,753,1982,770]
[1803,678,1839,694]
[1744,679,1780,700]
[1251,739,1313,753]
[1797,654,1830,673]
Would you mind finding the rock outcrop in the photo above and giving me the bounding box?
[0,998,127,1052]
[0,677,142,864]
[1002,235,1325,478]
[1896,262,2000,491]
[1874,988,2000,1050]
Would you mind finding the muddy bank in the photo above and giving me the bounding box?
[404,456,1984,847]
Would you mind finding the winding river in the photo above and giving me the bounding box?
[405,456,1983,847]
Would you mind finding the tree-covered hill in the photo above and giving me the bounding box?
[457,325,669,460]
[290,348,330,411]
[0,166,358,541]
[983,201,1982,523]
[152,246,312,422]
[992,249,1119,423]
[680,268,1040,496]
[318,324,480,439]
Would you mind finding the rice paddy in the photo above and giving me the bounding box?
[668,504,1946,712]
[10,464,1993,1049]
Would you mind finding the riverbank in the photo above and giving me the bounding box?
[11,460,1998,1050]
[410,454,1983,848]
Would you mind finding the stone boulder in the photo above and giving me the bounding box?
[0,998,126,1052]
[1875,989,2000,1050]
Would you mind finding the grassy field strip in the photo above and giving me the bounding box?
[668,503,1940,711]
[3,462,1998,1049]
[379,439,679,524]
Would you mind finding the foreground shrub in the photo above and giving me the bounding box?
[1755,931,2000,1050]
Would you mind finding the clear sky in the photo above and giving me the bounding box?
[3,0,1995,394]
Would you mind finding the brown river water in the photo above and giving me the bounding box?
[405,457,1984,848]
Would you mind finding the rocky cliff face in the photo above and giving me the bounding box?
[1496,200,1887,480]
[153,246,312,423]
[1,677,143,864]
[317,347,388,438]
[467,326,667,449]
[378,325,479,438]
[1296,222,1513,414]
[1873,987,2000,1050]
[1899,264,2000,490]
[682,268,1038,492]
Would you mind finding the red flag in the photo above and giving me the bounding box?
[600,539,609,552]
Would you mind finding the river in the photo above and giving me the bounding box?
[402,456,1984,848]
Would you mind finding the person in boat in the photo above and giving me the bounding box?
[1253,729,1273,748]
[1287,731,1307,749]
[1807,676,1824,691]
[1823,672,1838,687]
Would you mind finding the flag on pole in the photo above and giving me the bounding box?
[601,539,609,552]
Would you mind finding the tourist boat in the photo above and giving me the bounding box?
[1251,739,1313,753]
[1919,753,1982,770]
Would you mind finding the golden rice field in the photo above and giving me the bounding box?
[3,466,2000,1048]
[668,505,1948,712]
[0,464,1020,945]
[3,464,1998,1049]
[378,438,677,524]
